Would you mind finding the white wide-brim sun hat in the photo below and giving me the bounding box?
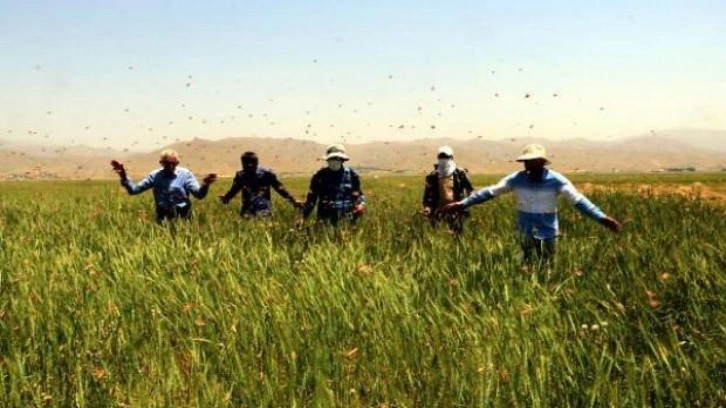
[323,144,350,161]
[516,144,550,164]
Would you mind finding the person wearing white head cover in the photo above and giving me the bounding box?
[298,144,366,226]
[422,145,474,235]
[442,144,622,265]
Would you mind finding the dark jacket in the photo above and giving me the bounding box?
[222,167,295,215]
[302,166,364,220]
[422,167,474,210]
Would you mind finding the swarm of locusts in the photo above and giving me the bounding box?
[0,143,723,407]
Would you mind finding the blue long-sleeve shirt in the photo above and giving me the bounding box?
[121,167,209,210]
[461,169,606,239]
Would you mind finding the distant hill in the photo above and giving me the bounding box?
[622,129,726,153]
[1,130,725,180]
[0,139,129,157]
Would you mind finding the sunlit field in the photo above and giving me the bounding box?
[0,173,724,407]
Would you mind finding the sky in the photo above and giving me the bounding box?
[1,0,725,151]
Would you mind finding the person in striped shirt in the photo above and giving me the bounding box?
[442,144,621,264]
[111,150,217,223]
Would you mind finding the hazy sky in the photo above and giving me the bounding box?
[2,0,725,150]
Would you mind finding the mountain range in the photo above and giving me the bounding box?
[1,129,724,180]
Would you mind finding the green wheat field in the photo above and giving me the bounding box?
[0,173,724,407]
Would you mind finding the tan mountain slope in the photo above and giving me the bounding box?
[1,135,724,180]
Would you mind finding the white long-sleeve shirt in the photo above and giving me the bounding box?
[461,169,606,239]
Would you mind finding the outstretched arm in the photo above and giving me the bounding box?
[124,176,154,195]
[350,170,366,215]
[442,174,513,213]
[560,182,622,232]
[301,173,320,219]
[270,173,302,208]
[462,175,512,207]
[111,161,154,195]
[422,174,435,214]
[220,174,243,204]
[186,172,216,199]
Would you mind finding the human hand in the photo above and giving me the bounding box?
[292,200,305,210]
[352,203,365,215]
[202,173,217,186]
[441,202,463,214]
[422,206,432,217]
[600,216,622,233]
[294,217,305,228]
[110,160,126,179]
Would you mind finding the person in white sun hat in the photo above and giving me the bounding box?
[443,143,621,264]
[298,144,366,226]
[422,145,474,235]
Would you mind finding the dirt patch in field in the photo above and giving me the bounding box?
[579,182,726,205]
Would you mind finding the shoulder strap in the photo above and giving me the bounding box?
[342,167,351,187]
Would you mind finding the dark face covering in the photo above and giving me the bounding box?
[524,159,547,181]
[242,160,258,175]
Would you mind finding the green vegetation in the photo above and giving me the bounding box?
[0,174,724,407]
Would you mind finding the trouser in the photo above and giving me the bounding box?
[520,235,556,265]
[156,205,191,224]
[430,211,466,235]
[317,209,359,226]
[240,209,272,218]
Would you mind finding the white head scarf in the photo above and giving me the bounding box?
[437,159,456,177]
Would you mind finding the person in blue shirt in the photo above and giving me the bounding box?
[443,144,621,264]
[111,150,217,223]
[298,144,366,226]
[219,151,302,217]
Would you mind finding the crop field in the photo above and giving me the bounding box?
[0,173,724,407]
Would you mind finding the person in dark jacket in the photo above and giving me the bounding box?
[422,145,474,234]
[298,144,366,226]
[220,151,302,217]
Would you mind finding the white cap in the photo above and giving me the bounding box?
[437,145,454,157]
